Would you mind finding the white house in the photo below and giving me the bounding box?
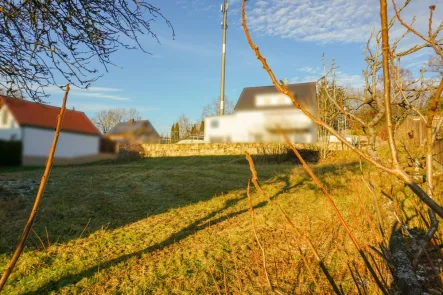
[204,82,318,143]
[0,96,102,166]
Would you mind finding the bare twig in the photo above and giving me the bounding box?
[298,246,321,292]
[246,179,273,291]
[79,218,92,239]
[245,152,343,295]
[0,84,70,291]
[280,131,389,295]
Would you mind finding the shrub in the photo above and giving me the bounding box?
[117,143,144,162]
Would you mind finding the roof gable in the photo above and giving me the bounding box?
[108,120,159,137]
[0,96,101,136]
[234,82,317,115]
[0,104,18,127]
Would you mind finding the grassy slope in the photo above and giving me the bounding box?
[0,154,430,294]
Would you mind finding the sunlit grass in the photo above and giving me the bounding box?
[0,153,433,294]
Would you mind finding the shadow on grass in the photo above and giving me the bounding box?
[16,158,364,294]
[1,153,322,254]
[21,176,302,294]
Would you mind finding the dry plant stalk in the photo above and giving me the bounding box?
[0,84,70,291]
[240,0,443,219]
[246,179,273,291]
[245,152,342,295]
[279,131,389,295]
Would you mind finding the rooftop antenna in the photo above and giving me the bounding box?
[219,0,228,116]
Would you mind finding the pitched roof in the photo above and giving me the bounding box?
[108,119,159,137]
[234,82,317,115]
[0,96,101,136]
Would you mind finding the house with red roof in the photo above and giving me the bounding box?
[0,96,103,166]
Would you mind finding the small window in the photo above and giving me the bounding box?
[10,134,17,141]
[211,120,219,128]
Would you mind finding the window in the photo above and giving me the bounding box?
[255,94,292,107]
[10,134,17,141]
[211,120,219,128]
[2,110,8,126]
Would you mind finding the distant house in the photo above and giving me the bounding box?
[106,119,160,144]
[204,82,318,143]
[0,96,102,166]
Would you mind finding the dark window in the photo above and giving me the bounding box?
[211,120,219,128]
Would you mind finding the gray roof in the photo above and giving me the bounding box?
[108,120,159,137]
[234,82,317,115]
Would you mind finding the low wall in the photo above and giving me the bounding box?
[141,143,314,158]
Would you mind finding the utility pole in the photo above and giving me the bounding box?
[219,0,228,116]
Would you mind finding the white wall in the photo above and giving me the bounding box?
[23,127,100,158]
[0,105,21,140]
[205,109,317,143]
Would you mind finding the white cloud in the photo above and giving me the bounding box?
[44,85,131,101]
[300,66,320,74]
[404,60,428,69]
[292,66,364,87]
[87,87,122,92]
[335,72,365,87]
[234,0,442,44]
[75,92,131,101]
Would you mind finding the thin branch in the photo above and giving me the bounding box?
[0,84,70,291]
[241,0,443,219]
[245,152,343,295]
[280,131,389,295]
[246,179,273,291]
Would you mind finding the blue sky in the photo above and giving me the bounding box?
[45,0,442,135]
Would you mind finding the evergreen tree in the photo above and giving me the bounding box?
[175,123,180,140]
[170,124,175,142]
[199,120,205,134]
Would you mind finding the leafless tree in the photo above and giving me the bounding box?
[0,0,174,101]
[201,97,234,119]
[427,56,443,77]
[176,113,192,139]
[242,0,443,293]
[92,108,142,133]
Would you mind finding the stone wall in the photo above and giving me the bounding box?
[141,142,313,158]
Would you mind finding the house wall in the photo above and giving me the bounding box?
[22,127,100,159]
[204,109,317,143]
[0,105,21,140]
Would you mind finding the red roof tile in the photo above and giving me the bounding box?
[0,96,101,136]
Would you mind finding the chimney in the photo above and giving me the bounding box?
[283,78,288,86]
[128,118,134,127]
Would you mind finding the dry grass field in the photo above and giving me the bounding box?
[0,152,441,294]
